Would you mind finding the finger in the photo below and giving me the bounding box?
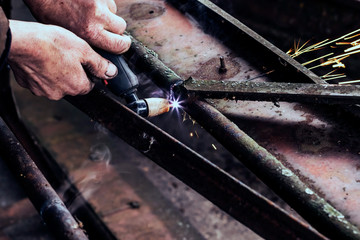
[92,30,131,54]
[104,11,127,35]
[82,49,118,79]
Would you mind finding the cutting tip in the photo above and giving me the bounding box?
[144,98,170,117]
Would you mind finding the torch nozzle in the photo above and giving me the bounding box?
[144,98,170,117]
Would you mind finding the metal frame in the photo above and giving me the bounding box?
[1,0,359,239]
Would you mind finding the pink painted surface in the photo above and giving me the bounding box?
[116,0,360,227]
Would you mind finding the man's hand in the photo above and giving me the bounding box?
[23,0,131,54]
[8,20,118,100]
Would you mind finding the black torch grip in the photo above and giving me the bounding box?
[97,50,139,97]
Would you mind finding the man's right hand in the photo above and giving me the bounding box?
[8,20,118,100]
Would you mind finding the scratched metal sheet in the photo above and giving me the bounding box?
[116,0,360,227]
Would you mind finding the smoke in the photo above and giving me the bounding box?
[94,122,111,138]
[88,143,112,165]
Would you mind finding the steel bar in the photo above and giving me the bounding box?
[0,117,88,240]
[66,86,326,240]
[184,79,360,105]
[124,36,360,239]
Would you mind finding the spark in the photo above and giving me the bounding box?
[289,28,360,85]
[288,29,360,59]
[301,53,334,66]
[351,39,360,45]
[212,144,217,150]
[316,29,360,49]
[344,33,360,40]
[328,50,360,61]
[182,112,187,122]
[321,73,345,79]
[336,42,351,45]
[289,39,328,58]
[338,79,360,85]
[190,132,194,137]
[169,96,185,115]
[194,130,199,138]
[308,56,349,70]
[344,44,360,53]
[321,69,339,78]
[170,99,181,109]
[322,75,347,81]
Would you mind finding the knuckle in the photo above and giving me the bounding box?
[82,27,98,41]
[48,93,63,101]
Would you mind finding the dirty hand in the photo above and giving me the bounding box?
[23,0,131,54]
[8,20,118,100]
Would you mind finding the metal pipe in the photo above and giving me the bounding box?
[184,79,360,105]
[66,86,326,240]
[0,117,88,240]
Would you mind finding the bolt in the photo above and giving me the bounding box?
[219,56,227,74]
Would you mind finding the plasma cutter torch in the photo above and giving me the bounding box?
[98,50,170,117]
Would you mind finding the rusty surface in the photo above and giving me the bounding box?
[129,2,166,20]
[192,57,241,80]
[184,79,360,105]
[0,117,88,240]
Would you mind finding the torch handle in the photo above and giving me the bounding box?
[97,50,139,97]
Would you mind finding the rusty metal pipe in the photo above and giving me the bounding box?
[0,117,88,240]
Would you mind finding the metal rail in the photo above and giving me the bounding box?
[184,79,360,105]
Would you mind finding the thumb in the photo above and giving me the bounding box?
[82,51,118,80]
